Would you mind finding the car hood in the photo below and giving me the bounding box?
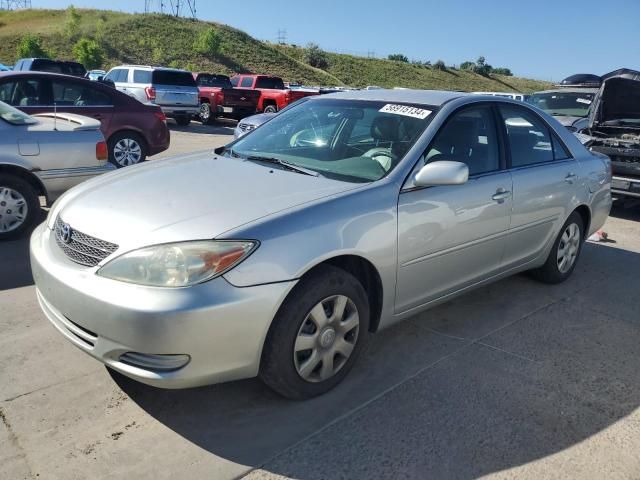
[551,115,583,128]
[55,151,360,252]
[588,76,640,129]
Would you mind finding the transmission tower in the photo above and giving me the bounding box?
[1,0,32,9]
[277,29,287,45]
[144,0,196,18]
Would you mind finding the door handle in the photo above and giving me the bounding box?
[565,173,577,184]
[492,189,511,202]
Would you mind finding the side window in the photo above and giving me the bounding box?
[499,105,554,167]
[425,105,500,176]
[3,79,43,106]
[551,134,571,161]
[52,81,112,106]
[230,76,239,87]
[133,70,152,84]
[240,76,254,88]
[107,69,128,83]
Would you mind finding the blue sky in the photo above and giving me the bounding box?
[31,0,640,80]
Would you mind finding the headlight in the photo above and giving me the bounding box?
[97,240,257,287]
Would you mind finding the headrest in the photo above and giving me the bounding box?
[371,116,401,142]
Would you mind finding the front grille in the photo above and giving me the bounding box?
[238,123,256,133]
[55,216,118,267]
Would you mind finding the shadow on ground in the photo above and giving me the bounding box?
[168,118,237,136]
[0,210,45,291]
[115,240,640,479]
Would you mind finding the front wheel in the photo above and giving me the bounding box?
[530,212,584,284]
[109,132,147,168]
[0,175,40,241]
[260,265,370,400]
[262,104,278,114]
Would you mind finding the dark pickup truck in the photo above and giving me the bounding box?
[194,73,260,124]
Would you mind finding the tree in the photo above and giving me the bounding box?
[460,61,475,71]
[388,53,409,62]
[194,28,221,57]
[72,38,104,69]
[473,56,492,75]
[65,5,81,40]
[491,67,513,76]
[304,42,328,69]
[16,34,49,59]
[433,59,446,71]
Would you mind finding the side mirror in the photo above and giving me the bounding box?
[414,160,469,187]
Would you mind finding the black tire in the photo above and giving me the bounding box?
[174,115,191,126]
[0,174,40,241]
[262,104,278,114]
[530,212,585,284]
[198,102,215,125]
[260,265,370,400]
[108,131,148,168]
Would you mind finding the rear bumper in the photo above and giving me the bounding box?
[30,223,297,388]
[611,175,640,198]
[160,106,200,116]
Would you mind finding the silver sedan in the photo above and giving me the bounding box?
[30,90,612,399]
[0,101,114,240]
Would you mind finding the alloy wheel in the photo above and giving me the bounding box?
[294,295,360,383]
[0,187,28,233]
[200,103,211,122]
[113,138,142,167]
[557,222,581,273]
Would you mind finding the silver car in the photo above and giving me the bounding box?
[31,90,612,399]
[234,112,275,138]
[0,101,113,240]
[104,65,199,126]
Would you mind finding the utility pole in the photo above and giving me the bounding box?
[277,29,287,45]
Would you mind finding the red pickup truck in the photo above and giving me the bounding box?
[230,74,319,113]
[193,73,260,124]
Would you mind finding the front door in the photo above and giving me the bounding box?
[396,104,513,313]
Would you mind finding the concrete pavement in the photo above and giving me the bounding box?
[1,124,640,479]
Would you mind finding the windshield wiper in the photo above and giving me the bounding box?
[245,155,320,177]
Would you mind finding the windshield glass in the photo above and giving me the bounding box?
[527,91,595,117]
[0,101,37,125]
[230,99,435,182]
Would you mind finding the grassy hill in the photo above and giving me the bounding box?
[0,8,550,92]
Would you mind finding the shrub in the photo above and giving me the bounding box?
[304,42,328,69]
[491,67,513,76]
[460,61,475,70]
[194,28,221,57]
[388,53,409,62]
[472,56,492,76]
[16,34,49,59]
[65,5,81,40]
[433,60,446,71]
[72,38,104,69]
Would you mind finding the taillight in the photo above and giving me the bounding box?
[154,110,167,122]
[145,86,156,101]
[285,91,291,102]
[96,141,108,161]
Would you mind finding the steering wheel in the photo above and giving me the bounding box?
[363,147,397,171]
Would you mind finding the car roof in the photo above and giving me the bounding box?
[317,88,468,107]
[533,87,600,95]
[0,71,89,81]
[112,65,190,72]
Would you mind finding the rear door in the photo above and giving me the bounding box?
[128,69,152,103]
[104,68,129,95]
[152,70,198,108]
[498,104,580,267]
[50,78,114,132]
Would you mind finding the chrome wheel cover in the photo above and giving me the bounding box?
[557,222,581,273]
[0,187,28,233]
[200,103,211,121]
[294,295,359,383]
[113,138,142,166]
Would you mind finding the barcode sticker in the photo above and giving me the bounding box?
[379,104,432,119]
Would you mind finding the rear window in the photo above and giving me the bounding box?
[133,70,152,84]
[197,74,232,88]
[64,63,86,77]
[255,77,285,89]
[152,70,196,87]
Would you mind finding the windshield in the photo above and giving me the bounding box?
[527,91,595,117]
[230,99,435,182]
[0,101,37,125]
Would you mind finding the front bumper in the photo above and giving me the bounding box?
[611,175,640,198]
[30,223,296,388]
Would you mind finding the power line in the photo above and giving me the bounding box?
[277,29,287,45]
[144,0,196,18]
[1,0,32,10]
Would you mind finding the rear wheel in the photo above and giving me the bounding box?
[198,102,215,125]
[109,131,147,168]
[260,265,370,400]
[530,212,584,284]
[0,175,39,241]
[174,115,191,126]
[262,103,278,114]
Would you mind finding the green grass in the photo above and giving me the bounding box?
[0,8,550,92]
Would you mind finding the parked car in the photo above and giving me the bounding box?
[0,71,170,168]
[13,58,86,77]
[193,73,260,124]
[234,112,275,138]
[526,87,599,132]
[0,101,113,239]
[86,70,107,81]
[230,74,318,113]
[472,91,526,101]
[0,63,12,72]
[30,90,611,399]
[573,69,640,199]
[104,65,199,126]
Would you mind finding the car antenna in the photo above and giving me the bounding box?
[53,103,57,131]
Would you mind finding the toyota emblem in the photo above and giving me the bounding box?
[240,97,246,101]
[60,223,73,244]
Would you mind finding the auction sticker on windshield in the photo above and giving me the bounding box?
[379,104,432,119]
